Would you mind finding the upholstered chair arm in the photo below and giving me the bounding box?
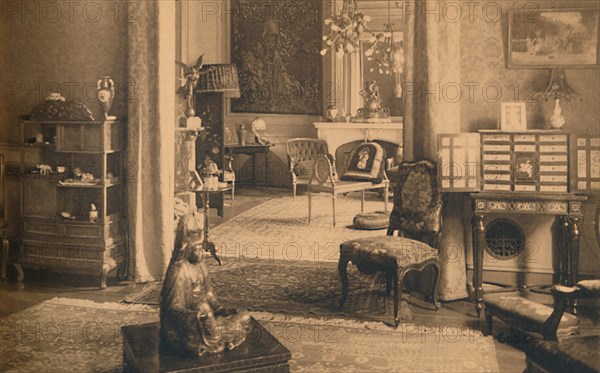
[543,280,600,340]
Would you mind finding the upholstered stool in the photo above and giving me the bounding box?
[339,236,440,327]
[484,293,579,340]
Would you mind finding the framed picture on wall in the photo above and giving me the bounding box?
[508,8,600,68]
[500,102,527,131]
[223,123,239,145]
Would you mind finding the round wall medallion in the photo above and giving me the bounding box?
[484,219,525,260]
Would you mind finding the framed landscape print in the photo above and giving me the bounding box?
[508,8,600,68]
[231,0,323,115]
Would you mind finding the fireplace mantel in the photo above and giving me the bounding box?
[314,122,403,157]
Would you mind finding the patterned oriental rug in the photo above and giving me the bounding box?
[210,193,392,262]
[124,259,416,325]
[0,298,500,373]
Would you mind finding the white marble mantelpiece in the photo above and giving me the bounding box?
[313,121,403,156]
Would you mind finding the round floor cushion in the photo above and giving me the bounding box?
[353,211,390,230]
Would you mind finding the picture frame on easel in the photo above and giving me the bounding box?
[500,102,527,131]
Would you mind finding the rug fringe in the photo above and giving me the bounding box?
[46,297,158,312]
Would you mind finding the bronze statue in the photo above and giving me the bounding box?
[355,80,390,122]
[160,212,252,356]
[176,55,205,118]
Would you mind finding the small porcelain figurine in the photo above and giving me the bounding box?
[97,76,116,120]
[326,105,338,122]
[89,204,98,222]
[36,164,52,175]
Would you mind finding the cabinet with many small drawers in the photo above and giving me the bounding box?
[438,130,600,195]
[481,131,569,193]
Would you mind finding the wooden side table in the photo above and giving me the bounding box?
[470,192,587,317]
[225,144,273,186]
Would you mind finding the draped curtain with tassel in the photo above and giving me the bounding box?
[403,1,468,300]
[126,1,176,282]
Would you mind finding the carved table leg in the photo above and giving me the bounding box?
[472,214,485,318]
[15,263,24,286]
[361,190,365,213]
[394,269,403,328]
[100,263,109,290]
[558,216,570,286]
[430,263,441,310]
[384,184,389,212]
[338,253,350,306]
[265,151,269,186]
[307,185,312,224]
[568,217,581,314]
[1,237,7,280]
[332,193,337,229]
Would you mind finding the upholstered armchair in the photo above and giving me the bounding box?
[338,160,443,327]
[286,138,332,198]
[518,280,600,373]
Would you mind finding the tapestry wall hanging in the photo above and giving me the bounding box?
[231,0,323,115]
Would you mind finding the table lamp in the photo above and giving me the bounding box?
[536,69,582,129]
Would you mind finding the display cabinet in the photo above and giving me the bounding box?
[437,130,599,316]
[19,109,126,289]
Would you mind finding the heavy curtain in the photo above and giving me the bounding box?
[126,1,176,282]
[403,1,468,300]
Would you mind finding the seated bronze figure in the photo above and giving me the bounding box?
[160,212,252,356]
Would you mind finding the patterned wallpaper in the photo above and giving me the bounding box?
[460,0,599,134]
[0,1,129,144]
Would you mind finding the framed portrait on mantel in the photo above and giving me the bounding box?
[223,123,239,145]
[508,8,600,68]
[500,102,527,131]
[230,0,323,115]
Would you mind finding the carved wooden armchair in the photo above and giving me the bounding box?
[338,160,443,327]
[286,138,331,198]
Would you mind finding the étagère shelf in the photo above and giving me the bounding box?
[18,99,126,288]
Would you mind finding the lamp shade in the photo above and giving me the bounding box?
[196,64,241,98]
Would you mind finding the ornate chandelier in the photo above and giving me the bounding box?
[364,23,403,75]
[362,0,404,97]
[320,0,371,56]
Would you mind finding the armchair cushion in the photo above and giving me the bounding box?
[484,293,579,338]
[341,142,385,183]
